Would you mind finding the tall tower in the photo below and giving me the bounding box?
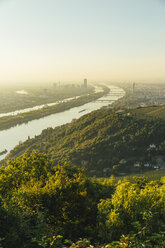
[43,88,47,97]
[133,82,135,95]
[84,78,87,88]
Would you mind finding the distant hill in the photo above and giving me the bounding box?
[9,106,165,176]
[130,105,165,119]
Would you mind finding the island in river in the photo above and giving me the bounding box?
[0,86,109,132]
[0,85,125,161]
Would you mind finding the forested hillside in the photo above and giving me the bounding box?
[10,106,165,176]
[0,151,165,247]
[1,106,165,247]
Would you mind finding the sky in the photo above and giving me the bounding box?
[0,0,165,84]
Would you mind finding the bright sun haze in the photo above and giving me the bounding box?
[0,0,165,84]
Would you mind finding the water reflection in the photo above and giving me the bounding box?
[0,85,125,160]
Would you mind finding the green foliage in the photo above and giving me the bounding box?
[9,106,165,176]
[108,213,165,247]
[0,150,53,196]
[0,151,165,247]
[97,178,165,243]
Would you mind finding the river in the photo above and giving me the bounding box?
[0,85,125,160]
[0,86,101,118]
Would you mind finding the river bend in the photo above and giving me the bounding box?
[0,85,124,160]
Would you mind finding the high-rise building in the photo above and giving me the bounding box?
[84,78,87,88]
[43,88,48,97]
[133,82,135,95]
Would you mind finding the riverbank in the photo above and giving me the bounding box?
[0,87,109,132]
[0,149,7,156]
[0,86,93,114]
[0,85,124,161]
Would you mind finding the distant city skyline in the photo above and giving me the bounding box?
[0,0,165,84]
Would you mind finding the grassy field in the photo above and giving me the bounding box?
[130,105,165,120]
[121,169,165,181]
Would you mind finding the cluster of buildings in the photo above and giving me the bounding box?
[131,83,165,106]
[53,79,88,89]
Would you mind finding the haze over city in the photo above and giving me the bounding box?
[1,2,165,247]
[0,0,165,84]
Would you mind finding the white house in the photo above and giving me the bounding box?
[153,165,159,170]
[150,144,156,149]
[119,159,127,164]
[134,162,140,167]
[144,163,150,167]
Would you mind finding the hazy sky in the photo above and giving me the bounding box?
[0,0,165,84]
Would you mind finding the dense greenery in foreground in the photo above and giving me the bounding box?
[10,106,165,176]
[0,151,165,247]
[0,87,109,131]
